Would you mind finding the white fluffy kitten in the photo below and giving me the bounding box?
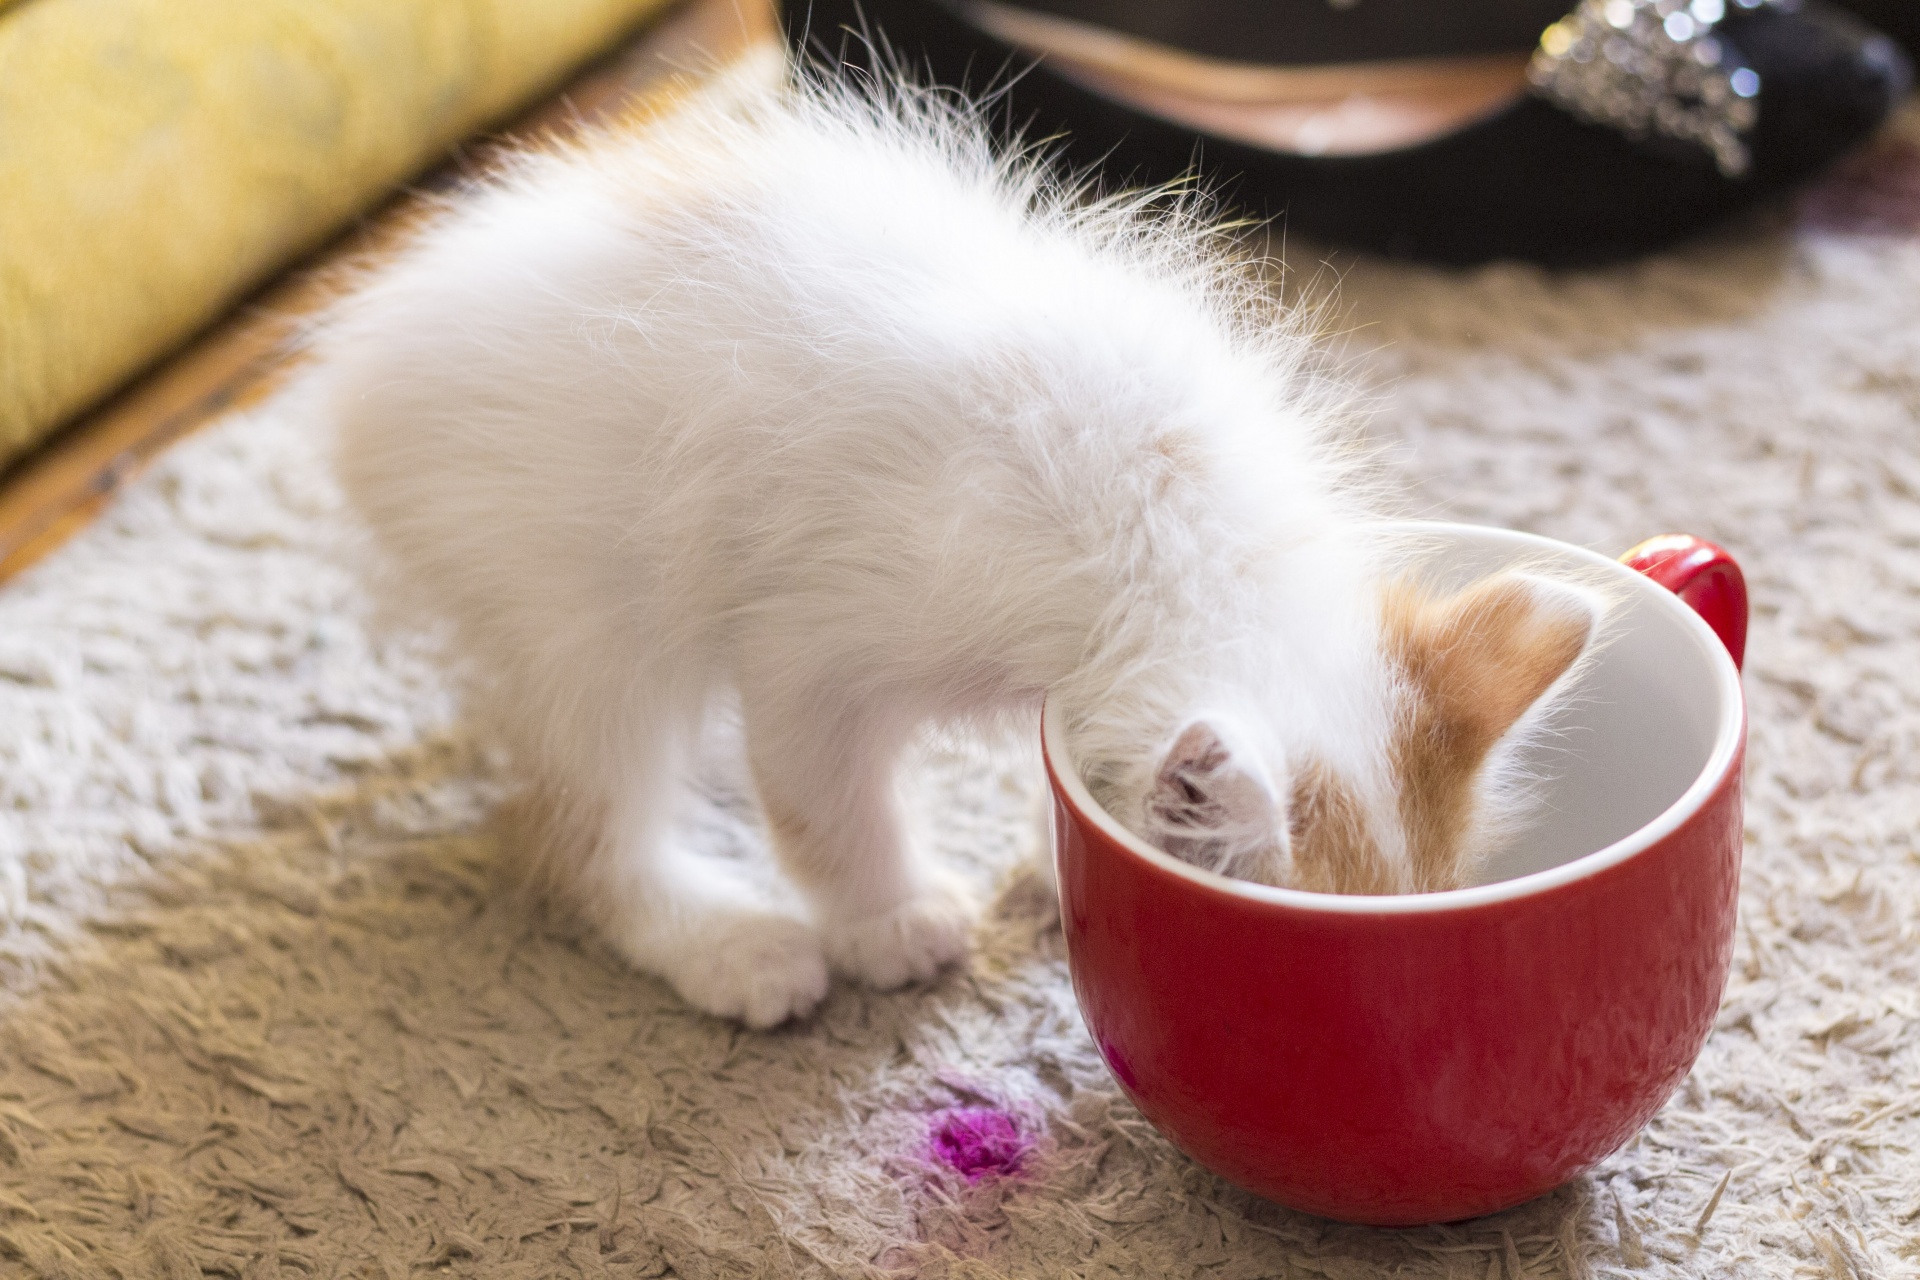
[321,64,1599,1027]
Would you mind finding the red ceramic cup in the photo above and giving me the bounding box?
[1042,524,1747,1227]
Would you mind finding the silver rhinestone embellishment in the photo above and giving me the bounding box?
[1528,0,1779,176]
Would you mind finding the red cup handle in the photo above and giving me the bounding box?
[1620,535,1747,671]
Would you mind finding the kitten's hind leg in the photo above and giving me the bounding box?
[545,727,830,1029]
[740,685,976,990]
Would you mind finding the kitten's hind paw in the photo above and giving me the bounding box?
[827,873,976,990]
[662,913,830,1029]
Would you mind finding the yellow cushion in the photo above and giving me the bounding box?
[0,0,673,465]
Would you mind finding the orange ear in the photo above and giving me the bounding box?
[1387,572,1599,753]
[1385,572,1600,888]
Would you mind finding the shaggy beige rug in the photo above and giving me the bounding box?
[3,99,1920,1278]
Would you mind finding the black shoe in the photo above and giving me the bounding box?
[784,0,1912,265]
[1003,0,1571,66]
[1021,0,1917,98]
[1827,0,1920,60]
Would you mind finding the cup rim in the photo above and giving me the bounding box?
[1041,521,1747,916]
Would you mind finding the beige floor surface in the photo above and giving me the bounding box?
[1,59,1919,1280]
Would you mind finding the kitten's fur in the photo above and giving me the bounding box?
[321,64,1600,1027]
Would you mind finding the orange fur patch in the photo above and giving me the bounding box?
[1286,760,1403,895]
[1383,574,1593,891]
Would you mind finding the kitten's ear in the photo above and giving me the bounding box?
[1142,716,1285,879]
[1389,572,1602,751]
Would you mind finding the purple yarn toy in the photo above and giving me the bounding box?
[929,1108,1029,1181]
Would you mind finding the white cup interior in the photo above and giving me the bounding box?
[1045,522,1746,910]
[1410,528,1744,888]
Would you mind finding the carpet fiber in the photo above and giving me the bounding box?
[3,104,1920,1279]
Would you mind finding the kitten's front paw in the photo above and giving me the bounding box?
[666,914,830,1029]
[827,873,976,990]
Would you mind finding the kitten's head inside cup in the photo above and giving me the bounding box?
[1042,522,1746,1226]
